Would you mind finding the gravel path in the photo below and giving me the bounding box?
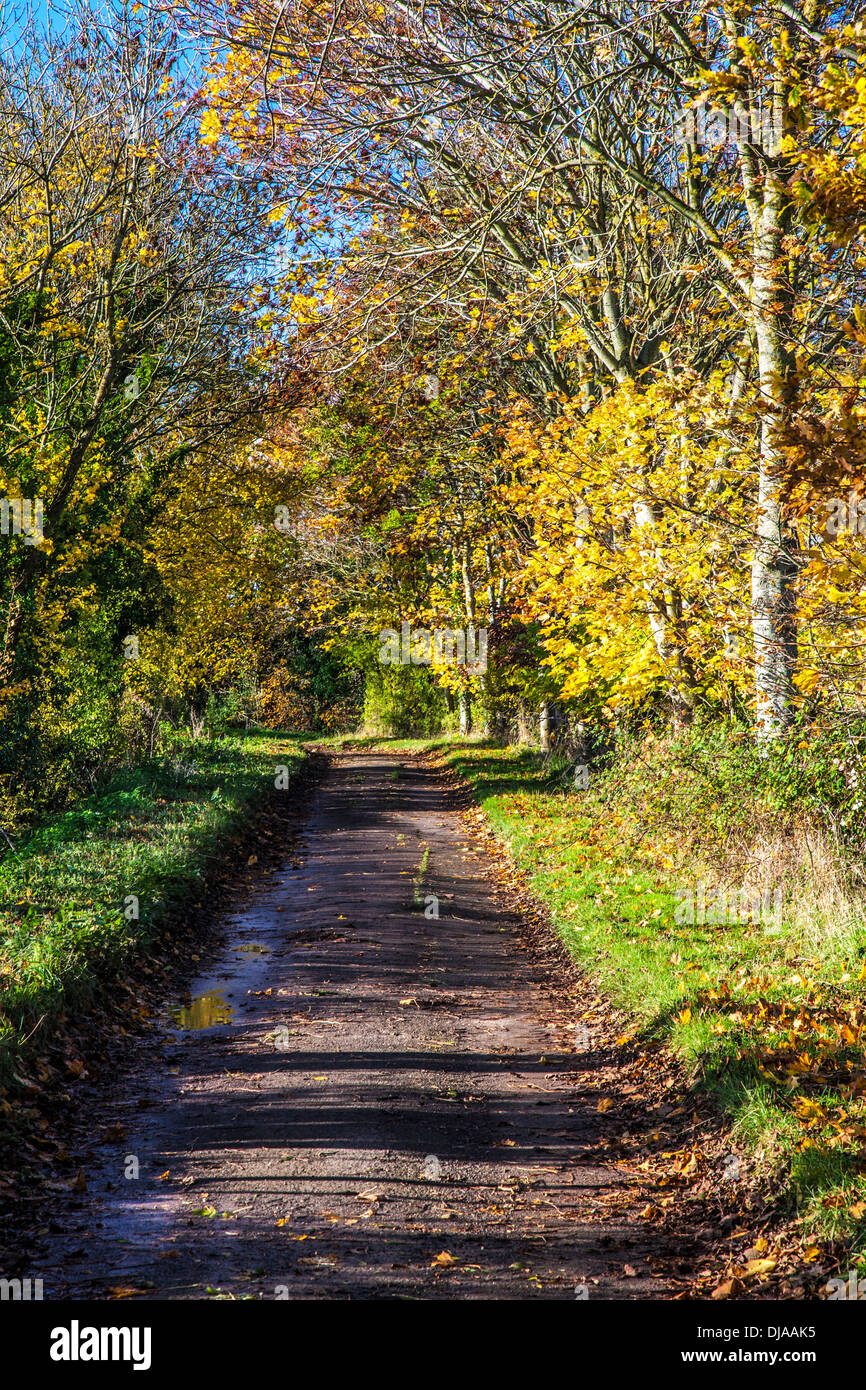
[40,752,696,1300]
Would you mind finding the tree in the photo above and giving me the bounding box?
[0,1,282,811]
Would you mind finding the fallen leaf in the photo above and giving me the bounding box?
[711,1278,743,1300]
[431,1251,458,1268]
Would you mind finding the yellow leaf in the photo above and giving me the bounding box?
[431,1251,458,1268]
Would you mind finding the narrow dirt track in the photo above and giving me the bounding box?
[41,752,707,1300]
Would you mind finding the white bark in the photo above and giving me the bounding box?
[540,700,550,752]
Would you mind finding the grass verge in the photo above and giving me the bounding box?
[441,735,866,1267]
[0,731,306,1089]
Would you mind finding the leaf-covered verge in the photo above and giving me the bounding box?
[441,729,866,1269]
[0,732,306,1092]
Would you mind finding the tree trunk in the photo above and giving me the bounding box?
[748,153,797,737]
[751,404,796,738]
[540,700,551,752]
[460,538,485,732]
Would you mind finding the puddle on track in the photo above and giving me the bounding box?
[169,991,234,1030]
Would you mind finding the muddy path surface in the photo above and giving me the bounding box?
[36,752,726,1301]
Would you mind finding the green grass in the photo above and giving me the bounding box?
[0,732,305,1086]
[316,732,457,754]
[440,737,866,1262]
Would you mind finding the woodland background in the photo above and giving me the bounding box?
[2,0,866,825]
